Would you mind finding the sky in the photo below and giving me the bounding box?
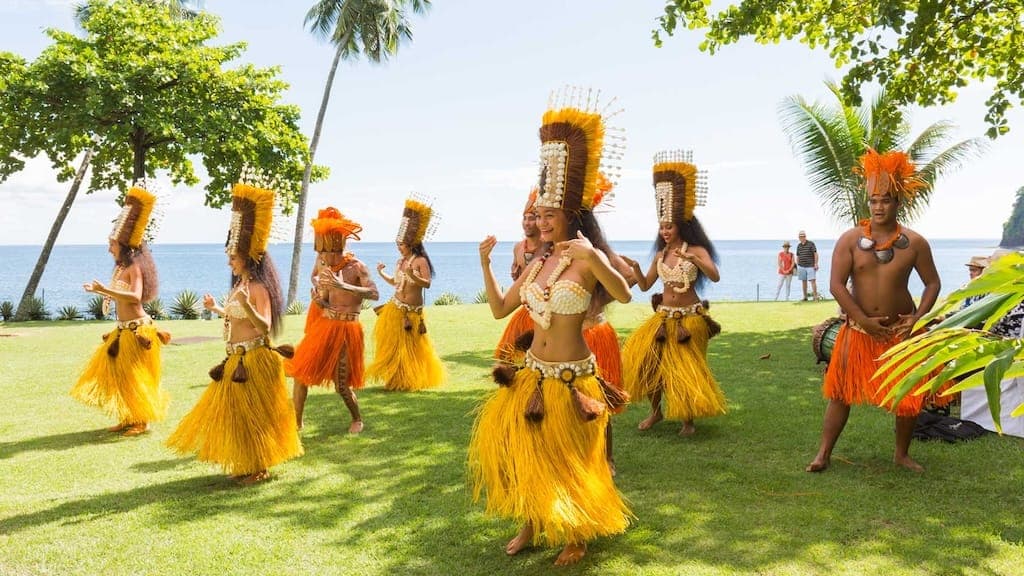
[0,0,1020,245]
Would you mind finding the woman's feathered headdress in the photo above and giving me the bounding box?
[110,180,158,248]
[396,195,437,245]
[534,86,624,214]
[226,169,276,261]
[653,149,708,222]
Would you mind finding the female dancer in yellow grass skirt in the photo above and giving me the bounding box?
[166,178,301,485]
[72,181,170,436]
[368,197,446,391]
[470,88,631,566]
[622,149,726,437]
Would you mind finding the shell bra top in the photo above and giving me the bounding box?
[519,256,591,330]
[658,248,699,294]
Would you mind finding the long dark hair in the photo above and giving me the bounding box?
[653,216,719,295]
[409,242,436,277]
[115,242,158,303]
[539,210,615,304]
[231,252,285,336]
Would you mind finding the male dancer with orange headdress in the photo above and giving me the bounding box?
[806,149,941,473]
[287,207,378,434]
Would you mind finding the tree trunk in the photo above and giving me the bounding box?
[15,149,95,320]
[132,126,147,181]
[288,39,347,304]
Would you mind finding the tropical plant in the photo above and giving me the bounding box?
[286,299,306,316]
[144,298,167,320]
[778,82,988,227]
[3,0,322,319]
[473,288,489,304]
[171,290,202,319]
[0,300,15,321]
[655,0,1024,138]
[287,0,431,304]
[433,292,461,306]
[57,305,83,321]
[22,296,50,321]
[86,295,107,320]
[876,252,1024,431]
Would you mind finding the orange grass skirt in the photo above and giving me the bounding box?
[286,317,365,390]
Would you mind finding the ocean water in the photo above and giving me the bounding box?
[0,239,1001,311]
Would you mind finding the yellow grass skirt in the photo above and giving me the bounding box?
[166,345,303,475]
[71,322,168,425]
[622,310,726,421]
[367,300,446,391]
[469,359,630,547]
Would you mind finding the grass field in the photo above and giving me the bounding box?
[1,301,1022,575]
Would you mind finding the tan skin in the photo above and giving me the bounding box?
[479,206,631,566]
[202,253,275,484]
[83,239,149,433]
[511,210,541,281]
[622,222,720,436]
[377,242,431,306]
[805,193,940,473]
[293,238,380,434]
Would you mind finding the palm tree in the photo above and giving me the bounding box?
[778,81,988,227]
[15,0,201,320]
[287,0,431,304]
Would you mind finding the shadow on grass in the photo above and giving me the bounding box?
[0,428,126,459]
[3,326,1022,574]
[442,349,497,371]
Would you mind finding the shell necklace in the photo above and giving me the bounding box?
[520,249,573,329]
[858,219,909,264]
[102,265,126,317]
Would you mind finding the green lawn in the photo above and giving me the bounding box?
[1,302,1022,575]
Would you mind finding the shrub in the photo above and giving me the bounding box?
[144,298,167,320]
[171,290,202,319]
[473,288,489,304]
[286,299,306,316]
[0,301,14,321]
[57,305,82,321]
[433,292,461,306]
[22,296,51,321]
[86,295,107,320]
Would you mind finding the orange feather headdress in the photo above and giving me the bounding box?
[856,148,924,204]
[311,207,362,253]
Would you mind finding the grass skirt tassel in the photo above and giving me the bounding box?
[285,318,365,390]
[367,300,446,391]
[468,368,631,547]
[166,346,303,476]
[71,323,168,425]
[824,323,951,417]
[622,312,727,421]
[494,306,534,359]
[583,320,627,413]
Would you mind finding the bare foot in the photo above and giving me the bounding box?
[122,423,149,437]
[505,523,534,556]
[638,410,663,431]
[348,420,364,434]
[107,422,128,432]
[805,456,830,473]
[894,455,924,473]
[238,470,270,485]
[554,542,586,566]
[679,422,696,437]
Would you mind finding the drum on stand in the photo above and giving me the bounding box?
[812,317,844,364]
